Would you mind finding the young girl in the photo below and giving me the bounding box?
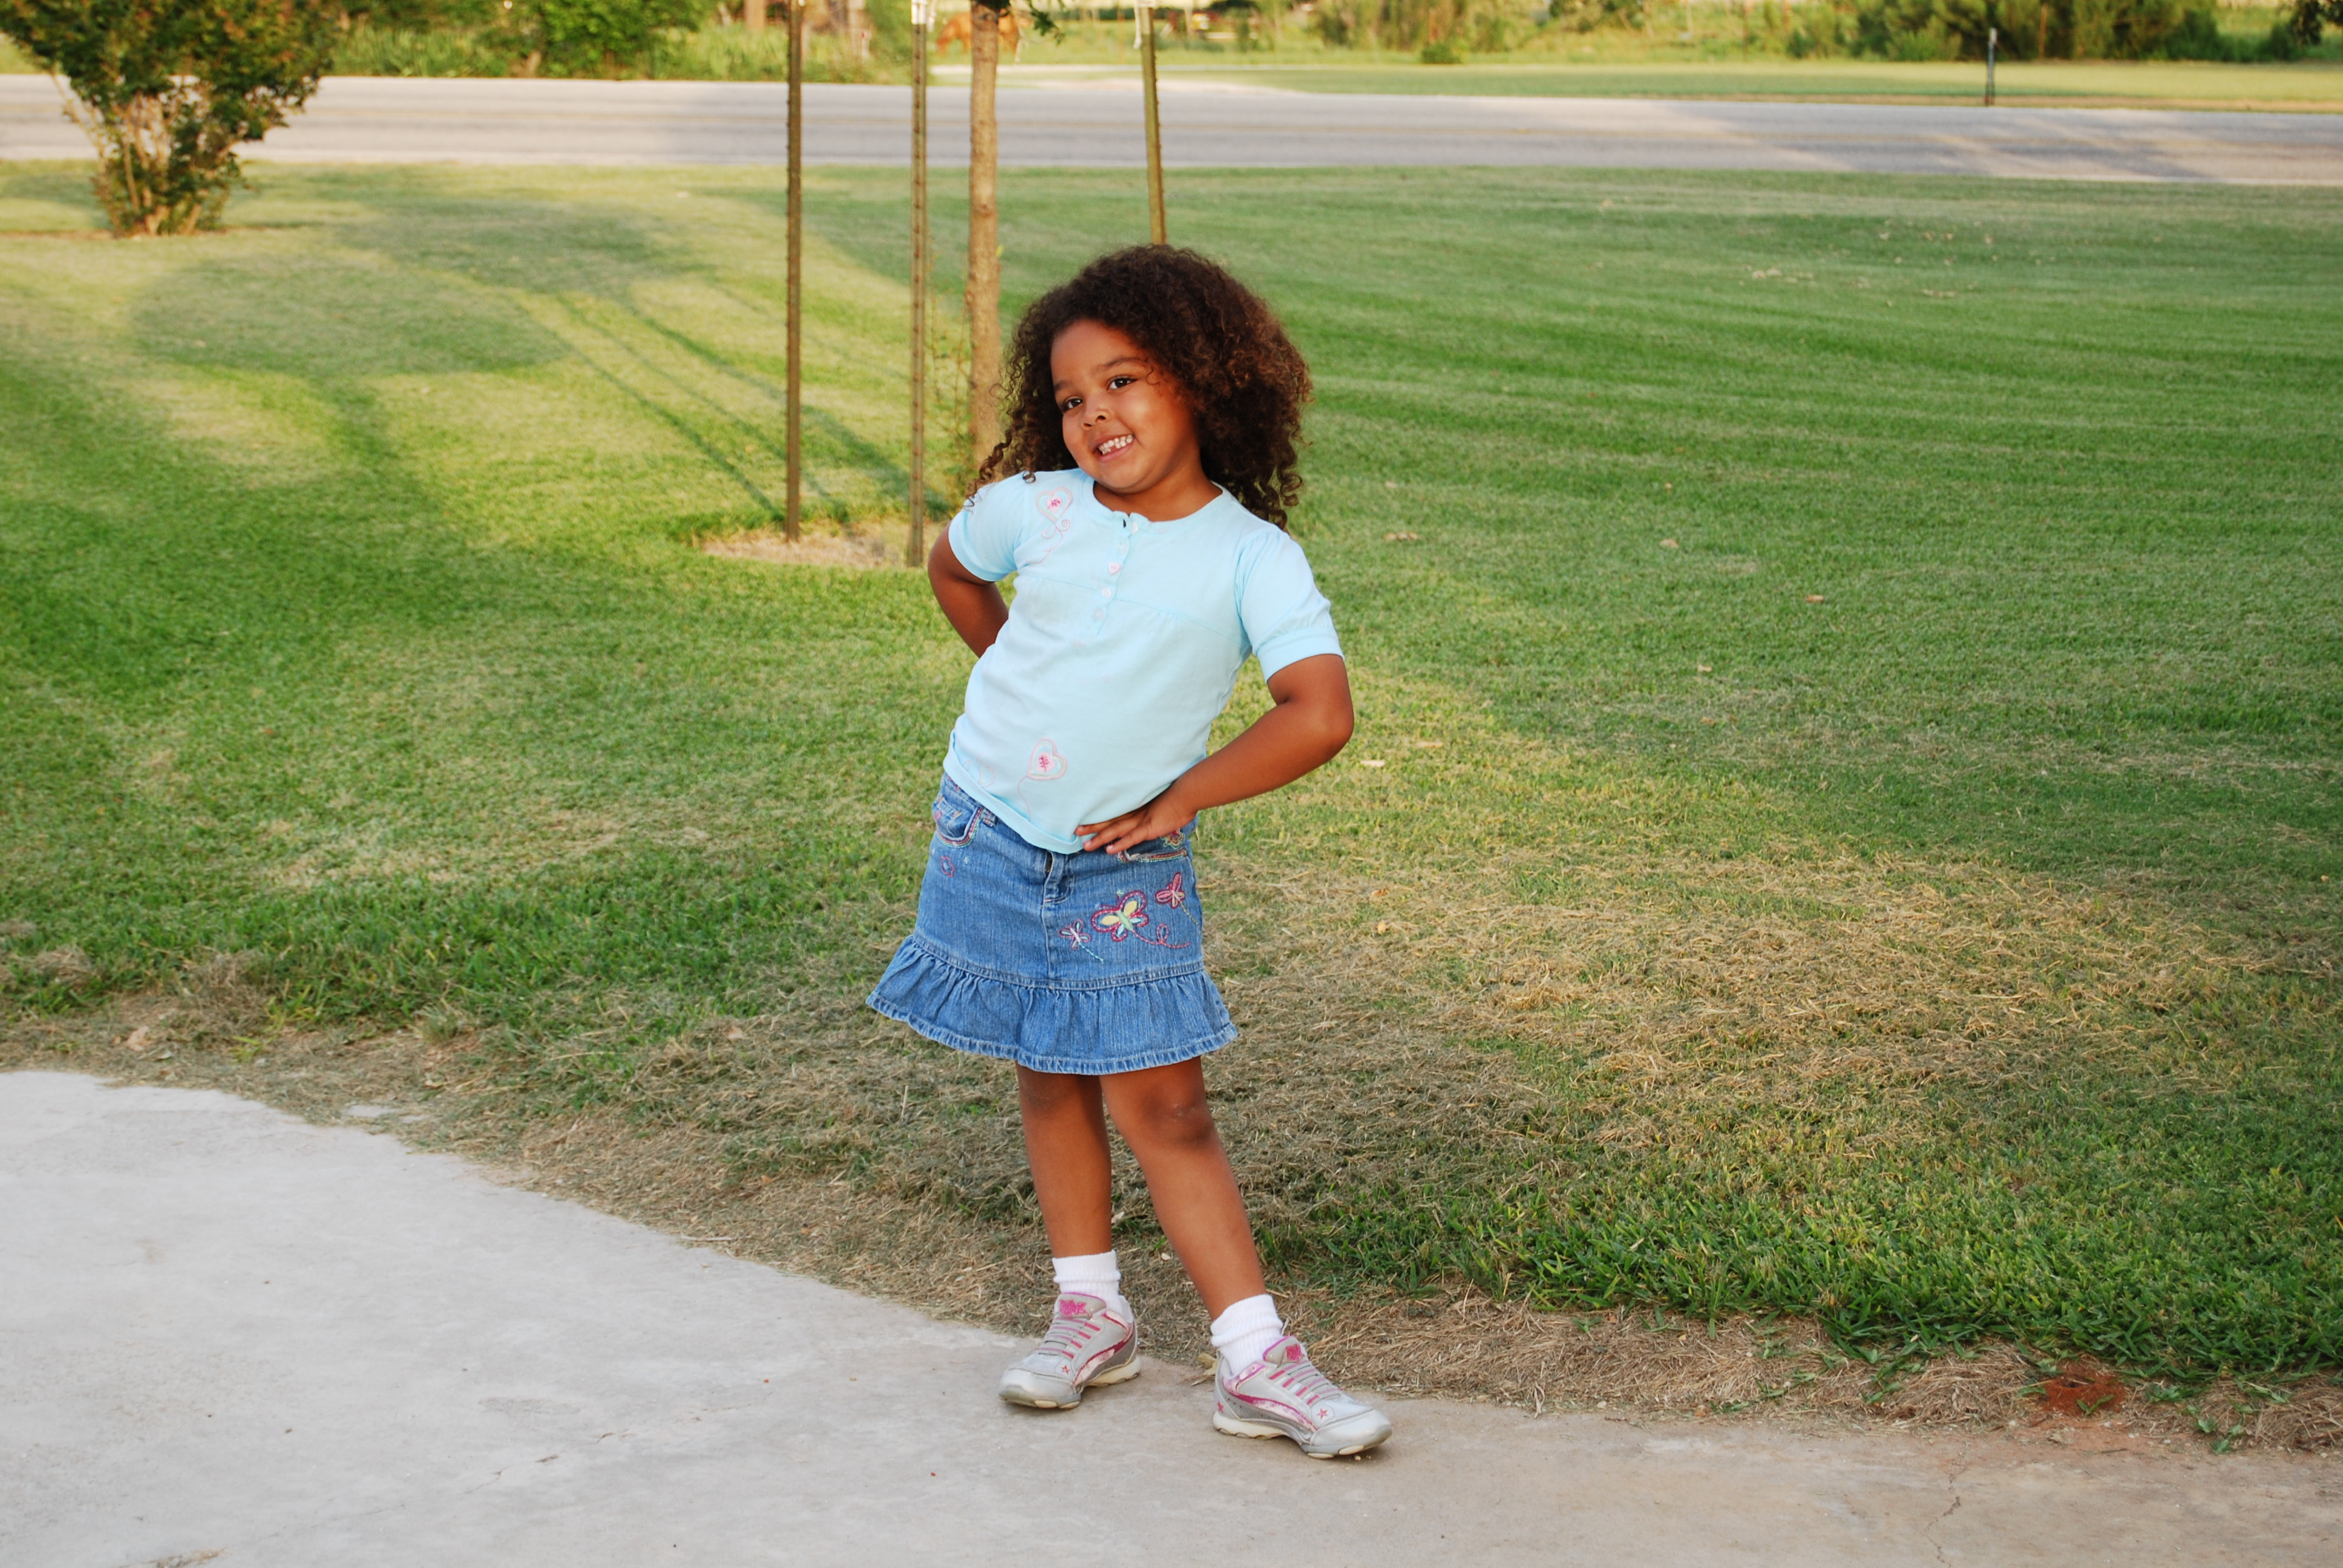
[867,247,1392,1459]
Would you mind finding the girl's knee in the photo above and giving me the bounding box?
[1116,1087,1219,1152]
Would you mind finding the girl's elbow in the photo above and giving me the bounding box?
[1317,705,1355,759]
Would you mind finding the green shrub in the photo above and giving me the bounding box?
[538,0,701,75]
[0,0,338,235]
[333,4,914,82]
[2151,2,2305,59]
[1311,0,1532,51]
[332,19,520,74]
[1547,0,1647,30]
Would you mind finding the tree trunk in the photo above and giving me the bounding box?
[746,0,767,33]
[966,3,1003,473]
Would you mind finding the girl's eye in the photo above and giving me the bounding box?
[1060,397,1081,412]
[1107,376,1136,390]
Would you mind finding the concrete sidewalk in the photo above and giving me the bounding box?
[2,1071,2335,1566]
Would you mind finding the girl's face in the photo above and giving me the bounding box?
[1050,319,1207,511]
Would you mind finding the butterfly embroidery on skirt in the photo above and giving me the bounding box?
[1089,891,1151,941]
[1153,873,1187,910]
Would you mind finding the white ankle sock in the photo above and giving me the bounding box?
[1051,1251,1128,1318]
[1210,1293,1285,1371]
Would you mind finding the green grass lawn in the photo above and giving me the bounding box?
[2,159,2336,1380]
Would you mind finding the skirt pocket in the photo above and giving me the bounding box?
[1115,826,1190,863]
[932,789,981,845]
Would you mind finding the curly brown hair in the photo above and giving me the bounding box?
[978,246,1311,528]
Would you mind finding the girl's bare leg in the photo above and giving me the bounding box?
[1015,1065,1115,1257]
[1101,1058,1265,1318]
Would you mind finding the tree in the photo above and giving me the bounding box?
[2292,0,2341,42]
[0,0,337,236]
[965,0,1009,472]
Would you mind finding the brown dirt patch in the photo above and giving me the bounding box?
[2037,1361,2128,1420]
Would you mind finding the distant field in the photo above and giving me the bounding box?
[1,160,2336,1385]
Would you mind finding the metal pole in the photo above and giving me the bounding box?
[785,0,804,541]
[1985,25,1997,107]
[1140,3,1165,245]
[908,0,931,567]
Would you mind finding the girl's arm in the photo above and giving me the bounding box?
[929,532,1008,655]
[1076,653,1353,856]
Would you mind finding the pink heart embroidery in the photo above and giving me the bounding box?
[1038,489,1072,522]
[1026,739,1066,781]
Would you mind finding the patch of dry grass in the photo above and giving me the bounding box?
[1220,844,2301,1159]
[699,525,916,572]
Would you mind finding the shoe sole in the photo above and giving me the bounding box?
[1213,1408,1389,1459]
[1000,1358,1142,1410]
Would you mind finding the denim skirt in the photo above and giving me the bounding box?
[866,774,1237,1075]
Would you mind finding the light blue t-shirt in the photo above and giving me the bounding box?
[942,470,1344,854]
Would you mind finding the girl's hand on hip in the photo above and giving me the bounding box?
[1077,793,1196,857]
[1076,654,1354,855]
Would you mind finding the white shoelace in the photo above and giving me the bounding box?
[1038,1307,1104,1366]
[1267,1349,1343,1409]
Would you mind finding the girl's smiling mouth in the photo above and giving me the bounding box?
[1095,433,1134,459]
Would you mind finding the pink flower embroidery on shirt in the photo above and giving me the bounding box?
[1023,488,1078,566]
[1027,739,1066,782]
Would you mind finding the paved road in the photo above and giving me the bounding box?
[5,74,2342,181]
[5,1070,2338,1567]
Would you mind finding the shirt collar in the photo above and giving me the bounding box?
[1080,472,1230,533]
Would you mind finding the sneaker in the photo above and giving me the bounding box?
[998,1293,1140,1410]
[1214,1336,1393,1459]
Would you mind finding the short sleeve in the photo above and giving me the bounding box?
[946,480,1027,582]
[1236,531,1344,681]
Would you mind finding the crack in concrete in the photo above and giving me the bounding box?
[1925,1492,1962,1566]
[1921,1449,1974,1567]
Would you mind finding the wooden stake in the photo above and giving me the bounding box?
[1141,2,1166,244]
[908,0,931,567]
[785,0,804,541]
[966,4,1002,471]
